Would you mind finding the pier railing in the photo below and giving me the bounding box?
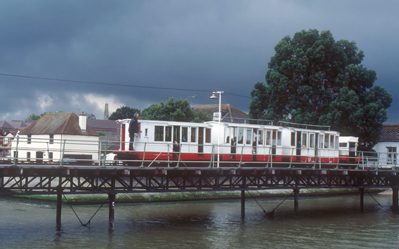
[0,136,396,169]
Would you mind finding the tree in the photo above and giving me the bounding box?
[26,111,64,120]
[249,29,392,150]
[26,113,42,120]
[109,106,141,120]
[141,98,211,122]
[87,113,96,120]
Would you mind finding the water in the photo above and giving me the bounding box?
[0,194,398,248]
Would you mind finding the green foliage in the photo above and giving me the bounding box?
[26,111,64,120]
[97,131,106,136]
[249,29,392,150]
[26,113,42,120]
[87,113,96,120]
[109,106,141,120]
[141,98,212,122]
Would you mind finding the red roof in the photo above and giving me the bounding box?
[19,112,98,136]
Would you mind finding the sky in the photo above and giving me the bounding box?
[0,0,398,122]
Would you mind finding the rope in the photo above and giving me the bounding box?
[63,194,84,226]
[266,191,294,217]
[367,192,383,207]
[246,190,267,213]
[62,194,109,227]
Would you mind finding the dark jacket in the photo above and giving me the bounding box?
[129,118,139,135]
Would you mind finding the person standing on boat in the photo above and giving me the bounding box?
[129,113,139,150]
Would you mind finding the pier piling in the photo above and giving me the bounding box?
[294,189,299,216]
[393,188,398,213]
[360,188,364,211]
[56,186,62,230]
[241,190,245,219]
[109,193,116,230]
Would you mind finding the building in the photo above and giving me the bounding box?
[373,124,399,165]
[11,112,99,163]
[193,104,249,123]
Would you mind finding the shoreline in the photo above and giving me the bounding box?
[6,188,386,205]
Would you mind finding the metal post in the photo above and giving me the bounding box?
[109,193,116,230]
[241,177,246,219]
[208,145,214,168]
[102,140,108,167]
[140,143,146,168]
[60,139,66,167]
[360,188,364,211]
[12,136,19,166]
[238,146,244,168]
[288,148,293,168]
[294,188,299,216]
[241,190,245,219]
[392,188,398,213]
[56,185,63,230]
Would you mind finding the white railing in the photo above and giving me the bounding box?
[1,136,397,169]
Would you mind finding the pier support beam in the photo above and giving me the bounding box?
[392,188,398,213]
[109,193,116,230]
[241,190,245,219]
[56,186,63,230]
[359,188,364,211]
[293,188,299,216]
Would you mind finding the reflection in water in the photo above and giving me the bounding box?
[0,195,398,248]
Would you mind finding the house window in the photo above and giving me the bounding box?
[387,147,397,164]
[27,152,30,162]
[27,135,31,144]
[49,152,53,163]
[49,135,54,144]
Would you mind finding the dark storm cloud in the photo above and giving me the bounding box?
[0,0,398,122]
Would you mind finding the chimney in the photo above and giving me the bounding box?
[79,112,87,132]
[104,102,109,120]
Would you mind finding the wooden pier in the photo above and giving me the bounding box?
[0,164,398,229]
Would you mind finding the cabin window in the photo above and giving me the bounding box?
[49,152,53,162]
[258,130,263,145]
[266,130,271,145]
[205,128,211,143]
[319,134,324,148]
[238,128,244,144]
[145,128,148,137]
[330,135,334,149]
[302,133,307,147]
[173,126,180,142]
[246,128,252,145]
[339,143,348,147]
[310,134,315,148]
[253,129,258,145]
[191,127,196,142]
[165,126,172,142]
[27,135,31,144]
[182,127,188,142]
[324,135,329,148]
[49,135,54,144]
[335,136,339,149]
[27,152,30,162]
[154,126,164,141]
[277,131,282,146]
[291,132,295,146]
